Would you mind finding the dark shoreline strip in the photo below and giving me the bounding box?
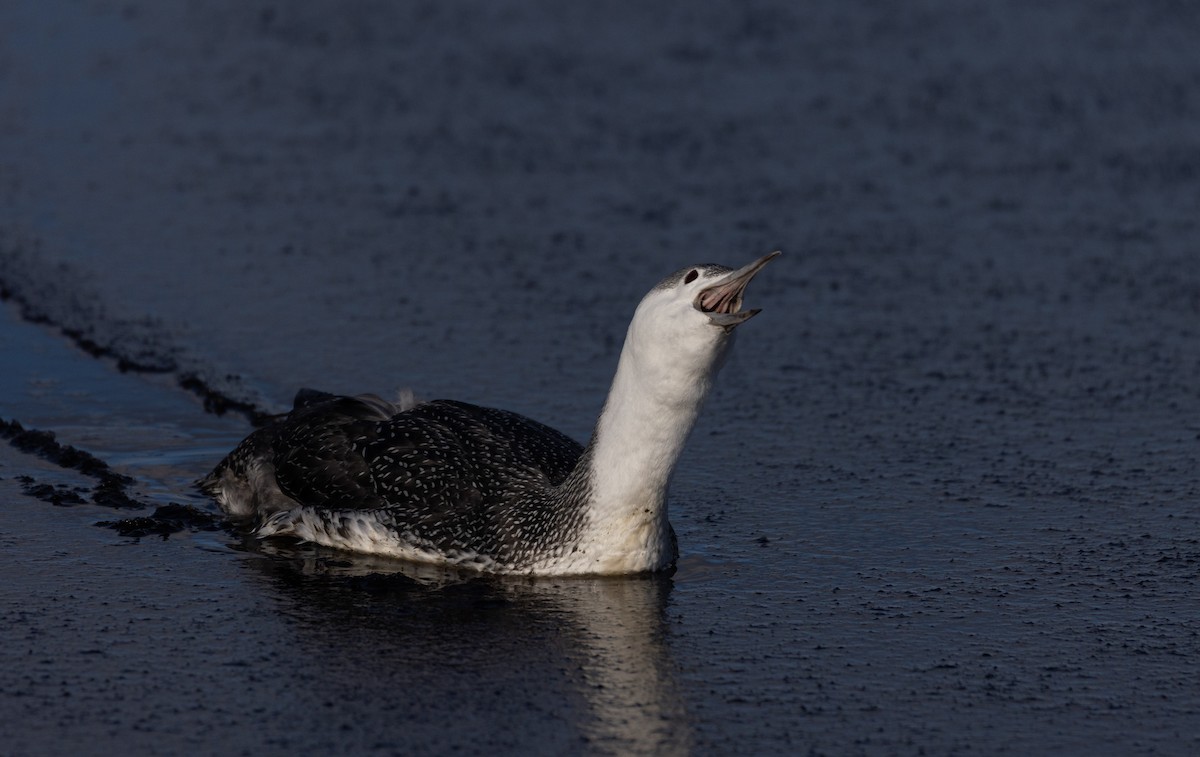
[0,416,141,508]
[0,279,271,427]
[179,374,273,426]
[1,416,225,535]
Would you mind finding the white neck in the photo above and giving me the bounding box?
[563,325,729,574]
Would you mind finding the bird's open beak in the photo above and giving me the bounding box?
[695,251,780,330]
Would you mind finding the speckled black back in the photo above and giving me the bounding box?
[208,392,593,566]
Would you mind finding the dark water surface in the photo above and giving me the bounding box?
[3,1,1199,754]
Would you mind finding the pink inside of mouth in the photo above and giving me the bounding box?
[698,285,742,314]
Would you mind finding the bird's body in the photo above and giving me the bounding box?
[203,252,778,575]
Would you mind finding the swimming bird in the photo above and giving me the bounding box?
[202,251,778,575]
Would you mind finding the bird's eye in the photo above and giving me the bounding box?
[684,269,698,284]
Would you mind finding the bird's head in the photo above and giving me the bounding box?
[623,251,780,390]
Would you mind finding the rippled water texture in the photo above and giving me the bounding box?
[2,1,1199,754]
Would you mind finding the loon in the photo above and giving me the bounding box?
[202,251,778,575]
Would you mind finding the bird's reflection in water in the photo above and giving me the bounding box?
[238,538,690,755]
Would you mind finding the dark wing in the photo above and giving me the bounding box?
[201,390,390,501]
[268,399,583,554]
[266,392,398,510]
[268,395,582,519]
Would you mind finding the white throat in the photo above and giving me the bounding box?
[566,319,732,574]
